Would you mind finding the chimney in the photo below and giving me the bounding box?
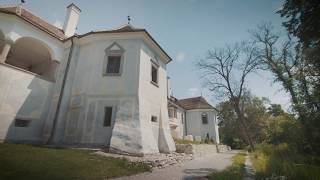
[63,3,81,37]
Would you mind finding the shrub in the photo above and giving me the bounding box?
[251,143,320,180]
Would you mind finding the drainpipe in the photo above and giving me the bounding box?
[184,111,187,136]
[46,37,75,144]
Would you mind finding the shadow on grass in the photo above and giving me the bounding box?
[0,143,150,180]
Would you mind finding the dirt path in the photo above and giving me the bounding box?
[243,152,255,180]
[113,151,238,180]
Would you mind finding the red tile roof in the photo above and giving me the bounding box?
[0,6,67,40]
[177,96,215,110]
[0,6,172,62]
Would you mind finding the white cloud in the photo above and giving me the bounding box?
[53,19,63,29]
[188,87,199,96]
[176,52,186,62]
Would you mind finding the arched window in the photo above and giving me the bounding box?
[103,42,125,76]
[202,112,208,124]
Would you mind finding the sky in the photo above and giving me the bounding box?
[1,0,291,109]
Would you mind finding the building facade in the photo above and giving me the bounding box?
[0,3,220,155]
[0,4,175,155]
[168,96,220,144]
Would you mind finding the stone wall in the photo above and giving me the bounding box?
[176,144,231,157]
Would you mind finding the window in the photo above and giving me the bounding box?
[151,64,158,85]
[104,42,124,76]
[168,107,177,118]
[168,108,173,118]
[15,119,31,127]
[106,55,121,74]
[151,116,157,122]
[202,113,208,124]
[103,107,113,127]
[182,114,184,124]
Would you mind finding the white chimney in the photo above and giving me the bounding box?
[63,3,81,37]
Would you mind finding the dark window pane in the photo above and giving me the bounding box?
[151,116,157,122]
[15,119,30,127]
[104,107,113,127]
[107,56,121,74]
[202,113,208,124]
[151,65,158,83]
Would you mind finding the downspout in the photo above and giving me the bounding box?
[46,37,75,144]
[184,110,187,136]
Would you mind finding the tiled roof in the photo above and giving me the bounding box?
[0,6,67,40]
[177,96,215,110]
[0,6,172,62]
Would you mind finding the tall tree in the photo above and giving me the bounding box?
[251,23,320,153]
[197,42,259,151]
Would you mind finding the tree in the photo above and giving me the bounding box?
[218,92,270,148]
[251,23,320,153]
[268,104,285,117]
[197,42,259,151]
[278,0,320,48]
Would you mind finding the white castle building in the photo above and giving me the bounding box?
[0,3,219,155]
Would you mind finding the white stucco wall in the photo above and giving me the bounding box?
[185,109,219,143]
[0,14,64,61]
[0,64,53,142]
[0,13,65,143]
[169,106,185,139]
[0,11,176,154]
[138,41,175,153]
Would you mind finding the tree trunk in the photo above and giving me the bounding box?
[234,102,255,151]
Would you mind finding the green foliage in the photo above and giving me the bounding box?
[251,144,320,180]
[218,92,269,149]
[0,143,150,180]
[207,152,246,180]
[173,138,200,144]
[268,104,285,117]
[265,114,303,147]
[278,0,320,47]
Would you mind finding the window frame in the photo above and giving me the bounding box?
[201,112,208,124]
[103,106,113,127]
[103,42,125,76]
[150,59,159,87]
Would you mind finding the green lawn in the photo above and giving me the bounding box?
[251,143,320,180]
[207,152,246,180]
[0,143,150,180]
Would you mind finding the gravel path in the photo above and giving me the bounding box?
[113,150,239,180]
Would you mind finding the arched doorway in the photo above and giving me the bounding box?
[5,37,57,81]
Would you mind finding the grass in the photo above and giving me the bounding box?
[207,151,246,180]
[0,143,150,180]
[251,143,320,180]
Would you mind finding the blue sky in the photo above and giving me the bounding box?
[2,0,291,109]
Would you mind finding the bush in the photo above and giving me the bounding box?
[251,143,320,180]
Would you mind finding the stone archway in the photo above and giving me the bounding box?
[5,37,58,81]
